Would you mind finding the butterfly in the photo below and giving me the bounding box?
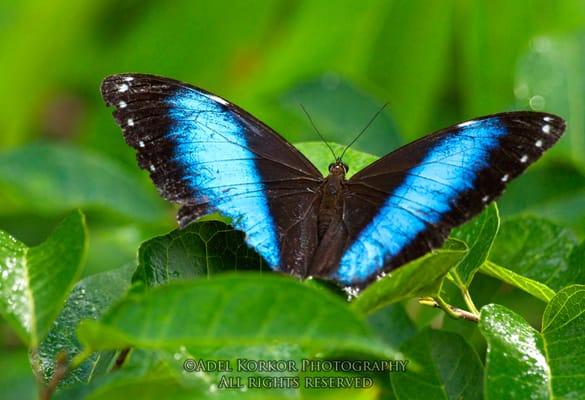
[101,74,565,289]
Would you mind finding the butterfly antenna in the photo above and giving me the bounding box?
[339,102,388,161]
[300,104,338,161]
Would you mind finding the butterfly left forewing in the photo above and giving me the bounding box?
[337,112,565,286]
[101,74,324,276]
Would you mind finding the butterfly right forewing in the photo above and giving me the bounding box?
[335,112,565,286]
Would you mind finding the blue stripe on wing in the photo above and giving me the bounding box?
[335,118,506,284]
[166,89,280,268]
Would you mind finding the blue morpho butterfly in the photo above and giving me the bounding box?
[101,74,565,291]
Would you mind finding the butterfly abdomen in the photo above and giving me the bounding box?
[308,169,351,277]
[316,173,345,237]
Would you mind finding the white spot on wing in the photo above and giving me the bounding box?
[501,174,509,182]
[520,155,528,163]
[543,116,553,122]
[206,93,229,106]
[457,120,476,128]
[139,141,145,148]
[127,118,134,127]
[482,195,489,203]
[535,140,543,147]
[119,100,127,108]
[149,165,156,172]
[118,83,129,92]
[124,76,134,82]
[542,124,551,134]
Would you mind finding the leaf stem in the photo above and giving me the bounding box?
[40,352,68,400]
[419,296,479,323]
[451,272,480,315]
[111,347,131,371]
[462,287,480,315]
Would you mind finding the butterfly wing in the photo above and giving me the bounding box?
[101,74,323,275]
[337,112,565,286]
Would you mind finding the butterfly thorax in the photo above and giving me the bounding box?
[317,162,348,236]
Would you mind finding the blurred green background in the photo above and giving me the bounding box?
[1,0,585,397]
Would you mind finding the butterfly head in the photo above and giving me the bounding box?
[329,159,349,176]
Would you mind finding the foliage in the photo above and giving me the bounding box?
[2,142,584,399]
[1,1,584,399]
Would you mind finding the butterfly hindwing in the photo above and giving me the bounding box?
[337,112,565,286]
[101,74,323,273]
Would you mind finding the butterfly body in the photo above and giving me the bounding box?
[101,74,566,288]
[309,162,350,278]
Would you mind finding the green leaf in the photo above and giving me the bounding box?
[480,304,549,399]
[181,342,306,393]
[367,304,416,350]
[390,330,483,400]
[480,261,555,302]
[78,274,393,358]
[0,144,166,222]
[35,264,134,386]
[451,203,500,286]
[541,285,585,398]
[133,221,266,287]
[351,239,468,315]
[298,367,383,400]
[569,241,585,278]
[0,210,87,346]
[87,348,225,398]
[294,142,378,178]
[282,76,402,156]
[54,366,209,400]
[480,286,585,400]
[489,217,578,291]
